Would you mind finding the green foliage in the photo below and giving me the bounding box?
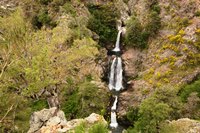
[23,0,59,29]
[72,122,108,133]
[38,9,51,25]
[39,0,52,5]
[181,92,200,119]
[62,80,109,119]
[125,0,161,48]
[133,86,182,133]
[135,99,172,133]
[74,122,87,133]
[194,10,200,17]
[179,78,200,102]
[62,89,80,119]
[146,11,161,35]
[0,8,28,46]
[30,99,48,111]
[32,9,56,29]
[88,122,109,133]
[180,17,190,27]
[125,17,149,48]
[126,107,139,124]
[62,2,77,16]
[0,7,101,132]
[87,3,120,46]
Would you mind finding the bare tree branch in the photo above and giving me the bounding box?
[0,104,14,123]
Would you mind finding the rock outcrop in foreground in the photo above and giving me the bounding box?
[28,107,107,133]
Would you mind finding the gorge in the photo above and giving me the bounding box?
[0,0,200,133]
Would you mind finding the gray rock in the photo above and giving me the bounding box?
[28,107,67,133]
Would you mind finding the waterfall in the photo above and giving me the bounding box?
[109,57,116,91]
[113,30,122,52]
[110,112,118,128]
[109,29,123,129]
[108,57,123,91]
[111,96,118,111]
[108,30,123,92]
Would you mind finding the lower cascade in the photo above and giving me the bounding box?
[108,29,123,129]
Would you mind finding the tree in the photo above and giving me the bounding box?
[134,86,182,133]
[0,8,101,131]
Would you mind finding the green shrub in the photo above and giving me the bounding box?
[62,79,109,119]
[125,0,161,49]
[135,99,172,133]
[23,0,57,29]
[125,17,149,48]
[194,10,200,17]
[87,3,120,46]
[88,122,109,133]
[74,122,87,133]
[62,2,77,16]
[180,17,190,27]
[62,89,81,119]
[38,0,52,5]
[179,78,200,102]
[30,99,49,111]
[126,107,139,124]
[133,86,182,133]
[146,11,161,35]
[31,9,57,29]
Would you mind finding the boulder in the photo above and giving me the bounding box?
[28,108,107,133]
[28,107,67,133]
[40,113,107,133]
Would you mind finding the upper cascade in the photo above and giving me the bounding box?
[112,29,122,52]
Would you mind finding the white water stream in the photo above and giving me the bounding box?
[109,29,123,128]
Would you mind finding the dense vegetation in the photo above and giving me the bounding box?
[126,79,200,133]
[0,1,109,132]
[125,0,161,48]
[87,3,120,46]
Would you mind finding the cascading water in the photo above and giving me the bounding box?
[109,29,123,129]
[111,96,118,111]
[113,30,122,52]
[109,57,123,91]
